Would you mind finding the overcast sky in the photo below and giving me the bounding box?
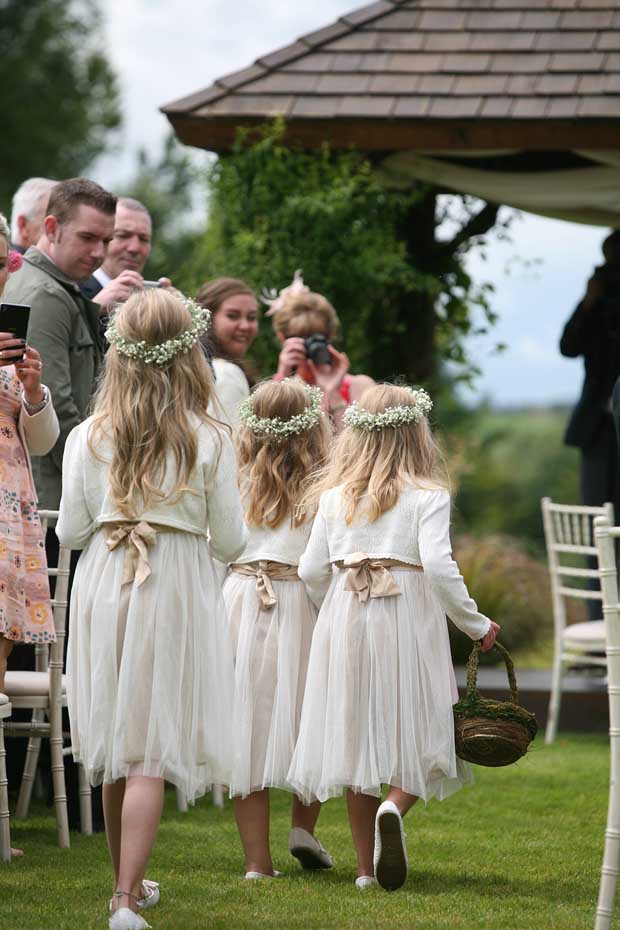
[93,0,605,408]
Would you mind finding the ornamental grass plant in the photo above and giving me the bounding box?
[0,734,614,930]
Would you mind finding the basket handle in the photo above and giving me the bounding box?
[465,640,519,705]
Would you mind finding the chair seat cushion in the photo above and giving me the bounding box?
[563,620,607,649]
[3,671,67,697]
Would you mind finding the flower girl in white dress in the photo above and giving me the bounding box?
[288,384,499,892]
[57,289,247,930]
[223,379,333,878]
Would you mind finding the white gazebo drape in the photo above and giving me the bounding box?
[378,150,620,228]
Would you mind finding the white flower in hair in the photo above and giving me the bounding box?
[238,381,324,438]
[105,293,211,366]
[344,387,433,431]
[261,269,310,317]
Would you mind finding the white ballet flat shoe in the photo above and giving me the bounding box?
[355,875,376,889]
[137,880,160,910]
[109,881,160,914]
[244,869,283,880]
[108,907,151,930]
[373,800,408,891]
[289,827,333,870]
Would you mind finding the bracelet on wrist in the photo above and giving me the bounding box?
[22,384,49,415]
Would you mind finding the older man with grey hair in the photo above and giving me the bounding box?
[10,177,57,253]
[81,196,171,308]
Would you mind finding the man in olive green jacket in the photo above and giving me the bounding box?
[3,178,116,509]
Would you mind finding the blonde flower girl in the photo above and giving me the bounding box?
[57,289,247,930]
[288,384,499,891]
[224,379,333,878]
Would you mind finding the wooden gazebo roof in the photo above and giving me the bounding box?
[162,0,620,153]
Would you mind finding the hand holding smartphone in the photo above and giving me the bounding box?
[0,303,30,362]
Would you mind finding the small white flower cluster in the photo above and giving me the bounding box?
[238,381,324,439]
[105,295,211,366]
[344,387,433,431]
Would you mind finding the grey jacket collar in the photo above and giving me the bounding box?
[23,247,84,295]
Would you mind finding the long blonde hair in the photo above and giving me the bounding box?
[236,379,331,528]
[306,383,448,524]
[89,288,220,517]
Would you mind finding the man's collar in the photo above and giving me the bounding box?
[92,266,111,288]
[23,246,82,294]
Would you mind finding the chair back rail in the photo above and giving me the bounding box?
[542,497,614,627]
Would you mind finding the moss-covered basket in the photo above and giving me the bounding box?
[454,640,538,767]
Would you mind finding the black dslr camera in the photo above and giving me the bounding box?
[303,333,332,366]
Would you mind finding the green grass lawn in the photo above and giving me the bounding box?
[1,733,616,930]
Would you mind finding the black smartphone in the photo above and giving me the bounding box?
[0,303,30,360]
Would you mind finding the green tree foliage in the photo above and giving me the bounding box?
[452,406,580,553]
[185,120,504,383]
[122,134,202,282]
[0,0,121,208]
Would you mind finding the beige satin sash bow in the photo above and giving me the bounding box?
[103,521,160,587]
[230,560,299,609]
[336,552,422,603]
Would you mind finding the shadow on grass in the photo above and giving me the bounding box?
[278,864,580,905]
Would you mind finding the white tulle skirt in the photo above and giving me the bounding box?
[223,572,317,798]
[287,568,473,804]
[66,529,235,802]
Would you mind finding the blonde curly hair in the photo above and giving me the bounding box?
[236,379,332,529]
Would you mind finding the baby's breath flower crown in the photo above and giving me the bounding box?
[105,294,211,366]
[238,381,324,439]
[344,387,433,431]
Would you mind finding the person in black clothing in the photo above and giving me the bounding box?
[561,229,620,518]
[561,230,620,621]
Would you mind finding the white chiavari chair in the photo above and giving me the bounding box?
[594,514,620,929]
[0,693,11,861]
[3,510,91,846]
[542,497,614,744]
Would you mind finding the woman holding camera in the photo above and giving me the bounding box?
[196,277,259,428]
[269,274,374,431]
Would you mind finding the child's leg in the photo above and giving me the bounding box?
[103,778,126,884]
[233,788,273,875]
[346,789,380,877]
[290,796,333,870]
[291,796,321,833]
[385,786,418,817]
[113,775,164,914]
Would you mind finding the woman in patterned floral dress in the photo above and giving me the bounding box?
[0,212,59,696]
